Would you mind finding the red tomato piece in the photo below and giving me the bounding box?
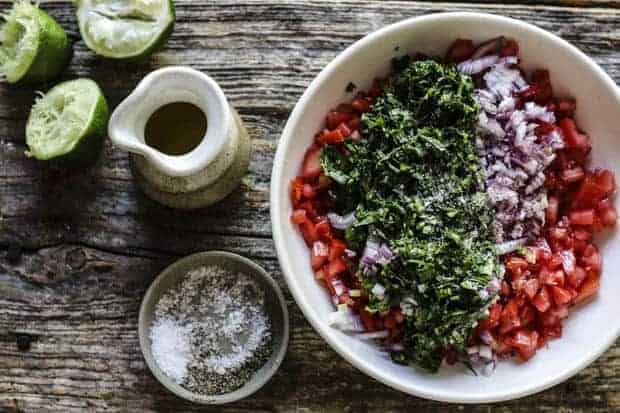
[301,146,323,178]
[351,97,371,113]
[359,309,376,331]
[532,286,552,313]
[567,266,587,288]
[506,257,529,274]
[562,167,585,183]
[478,303,502,331]
[444,39,475,63]
[523,278,540,299]
[336,122,352,138]
[575,274,600,303]
[291,209,307,224]
[546,196,559,226]
[500,299,521,334]
[597,198,617,227]
[500,39,519,57]
[553,98,576,119]
[549,286,573,305]
[327,257,347,277]
[320,129,345,144]
[509,330,539,361]
[329,239,347,261]
[326,111,353,130]
[558,118,590,149]
[569,209,595,226]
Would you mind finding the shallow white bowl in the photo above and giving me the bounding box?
[270,12,620,403]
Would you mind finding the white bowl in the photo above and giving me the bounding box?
[270,12,620,403]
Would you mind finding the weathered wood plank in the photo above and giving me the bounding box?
[1,1,619,412]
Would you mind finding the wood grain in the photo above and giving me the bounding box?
[1,1,619,412]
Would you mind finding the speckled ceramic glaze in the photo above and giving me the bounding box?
[109,67,251,209]
[138,251,289,404]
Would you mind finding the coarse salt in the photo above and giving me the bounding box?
[150,318,192,384]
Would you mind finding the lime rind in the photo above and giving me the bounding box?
[0,1,70,84]
[26,79,108,162]
[0,1,40,82]
[77,0,175,60]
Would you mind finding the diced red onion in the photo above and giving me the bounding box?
[350,130,361,141]
[496,238,527,255]
[457,55,499,75]
[471,37,503,59]
[480,330,494,345]
[371,283,386,298]
[331,279,345,296]
[313,240,328,257]
[344,249,357,258]
[327,211,356,230]
[327,310,365,332]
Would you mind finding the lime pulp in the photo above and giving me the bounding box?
[26,78,109,163]
[75,0,175,60]
[0,1,71,84]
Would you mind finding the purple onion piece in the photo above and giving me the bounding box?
[327,211,356,230]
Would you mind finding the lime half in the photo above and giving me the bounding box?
[0,1,71,84]
[76,0,175,60]
[26,78,109,164]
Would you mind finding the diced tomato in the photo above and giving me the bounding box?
[569,209,595,226]
[562,167,585,183]
[581,244,601,273]
[347,116,361,131]
[326,111,353,130]
[500,39,519,57]
[314,268,326,280]
[351,97,370,113]
[315,219,331,239]
[539,311,559,327]
[336,122,352,138]
[506,257,529,274]
[359,309,376,331]
[291,177,304,205]
[523,278,540,299]
[299,221,319,246]
[575,274,600,303]
[532,286,552,313]
[320,129,345,144]
[301,146,323,178]
[553,98,576,118]
[594,169,616,195]
[540,269,565,287]
[329,238,347,261]
[545,254,563,270]
[558,118,589,149]
[500,299,521,334]
[567,265,587,288]
[444,38,475,63]
[509,330,539,361]
[327,257,347,277]
[520,304,536,327]
[597,198,617,227]
[546,196,559,226]
[292,209,307,224]
[478,303,502,331]
[302,183,316,199]
[549,286,573,305]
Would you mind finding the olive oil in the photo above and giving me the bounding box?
[144,102,207,155]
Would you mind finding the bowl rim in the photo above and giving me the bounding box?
[270,11,620,403]
[138,250,290,404]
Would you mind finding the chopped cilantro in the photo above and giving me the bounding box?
[320,60,499,371]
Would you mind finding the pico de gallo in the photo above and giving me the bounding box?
[290,37,616,373]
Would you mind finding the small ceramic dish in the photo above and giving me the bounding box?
[138,251,289,404]
[270,12,620,403]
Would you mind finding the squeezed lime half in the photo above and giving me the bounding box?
[26,78,109,164]
[0,1,71,84]
[75,0,175,60]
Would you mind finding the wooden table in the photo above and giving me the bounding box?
[1,1,619,411]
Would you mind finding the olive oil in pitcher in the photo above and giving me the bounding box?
[144,102,207,155]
